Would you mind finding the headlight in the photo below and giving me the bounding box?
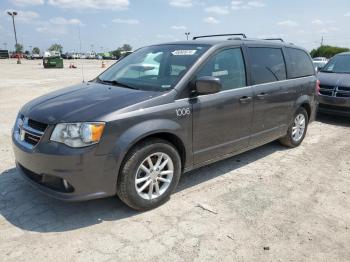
[50,122,105,148]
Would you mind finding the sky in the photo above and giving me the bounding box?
[0,0,350,53]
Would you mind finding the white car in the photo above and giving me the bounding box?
[44,51,60,58]
[313,57,328,62]
[313,60,328,72]
[87,52,96,59]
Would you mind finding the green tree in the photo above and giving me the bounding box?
[122,44,132,52]
[48,43,63,54]
[310,45,350,59]
[15,43,23,53]
[32,47,40,54]
[111,48,122,58]
[111,44,132,59]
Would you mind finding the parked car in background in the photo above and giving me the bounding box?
[0,49,9,59]
[317,52,350,116]
[313,60,327,72]
[44,51,61,58]
[119,51,133,60]
[72,53,81,59]
[62,52,74,59]
[313,57,328,62]
[313,57,328,72]
[87,52,96,59]
[10,52,24,59]
[27,53,43,60]
[12,34,317,210]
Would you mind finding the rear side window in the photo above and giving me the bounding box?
[286,48,315,78]
[249,47,286,85]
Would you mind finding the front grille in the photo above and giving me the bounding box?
[18,118,48,147]
[19,164,74,193]
[337,86,350,98]
[28,119,48,132]
[24,132,41,145]
[319,85,333,96]
[319,85,350,98]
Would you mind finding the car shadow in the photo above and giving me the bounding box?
[0,141,285,233]
[316,112,350,127]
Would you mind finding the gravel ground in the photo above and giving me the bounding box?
[0,59,350,262]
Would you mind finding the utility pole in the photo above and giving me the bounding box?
[321,36,324,47]
[185,32,190,40]
[7,11,21,64]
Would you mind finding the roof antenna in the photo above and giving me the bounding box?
[78,26,85,83]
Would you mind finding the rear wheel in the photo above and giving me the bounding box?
[279,107,309,148]
[117,139,181,211]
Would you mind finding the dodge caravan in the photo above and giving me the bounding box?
[12,34,318,210]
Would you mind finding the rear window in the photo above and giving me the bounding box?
[286,48,315,78]
[249,47,287,85]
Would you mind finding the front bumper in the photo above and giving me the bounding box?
[12,133,118,201]
[317,95,350,117]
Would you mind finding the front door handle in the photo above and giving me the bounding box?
[239,96,252,103]
[257,92,269,100]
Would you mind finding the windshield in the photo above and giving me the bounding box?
[97,44,210,91]
[321,55,350,74]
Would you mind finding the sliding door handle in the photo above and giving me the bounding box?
[257,92,269,100]
[239,96,252,103]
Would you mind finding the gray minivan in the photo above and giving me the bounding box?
[12,34,318,210]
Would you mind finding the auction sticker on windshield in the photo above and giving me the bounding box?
[171,50,197,56]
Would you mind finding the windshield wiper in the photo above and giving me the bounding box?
[96,78,139,90]
[319,70,334,73]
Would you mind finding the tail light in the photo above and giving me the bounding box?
[316,80,320,95]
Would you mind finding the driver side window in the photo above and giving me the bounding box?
[197,48,247,91]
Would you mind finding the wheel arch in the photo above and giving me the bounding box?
[294,95,312,122]
[126,132,187,169]
[300,103,311,121]
[112,119,190,183]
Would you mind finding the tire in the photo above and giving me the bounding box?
[117,138,182,211]
[279,107,309,148]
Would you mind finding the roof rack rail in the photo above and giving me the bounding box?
[193,33,247,40]
[263,38,284,42]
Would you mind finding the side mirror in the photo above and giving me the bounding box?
[195,76,221,95]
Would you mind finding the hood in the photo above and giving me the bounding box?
[21,82,162,124]
[318,72,350,87]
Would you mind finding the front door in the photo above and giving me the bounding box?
[192,48,253,165]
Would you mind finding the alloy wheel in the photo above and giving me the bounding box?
[292,113,306,142]
[135,152,174,200]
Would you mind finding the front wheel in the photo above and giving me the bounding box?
[117,139,182,211]
[279,107,309,148]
